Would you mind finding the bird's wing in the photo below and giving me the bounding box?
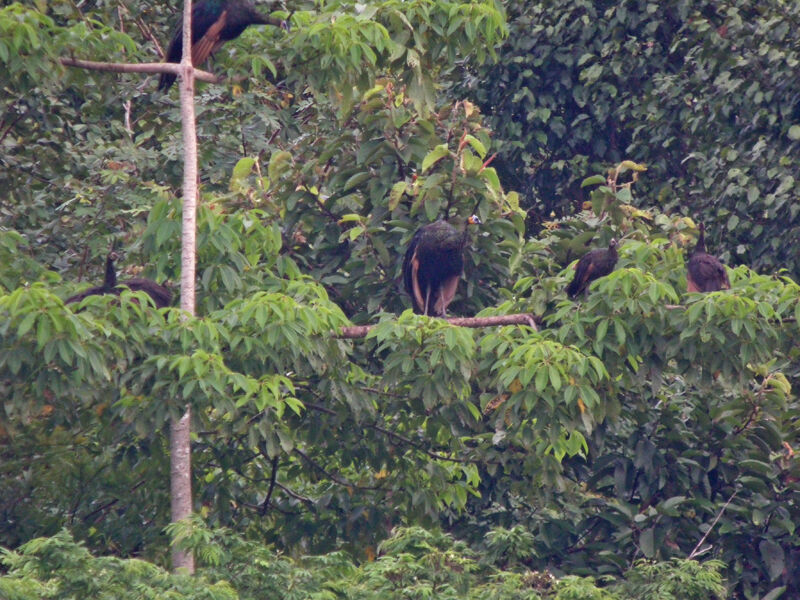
[159,4,228,89]
[403,231,425,312]
[192,9,228,68]
[688,254,729,292]
[119,279,173,308]
[686,272,701,292]
[409,255,427,314]
[567,256,595,297]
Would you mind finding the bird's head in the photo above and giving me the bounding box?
[609,238,618,248]
[467,214,482,226]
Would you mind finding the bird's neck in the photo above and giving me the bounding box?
[694,234,706,255]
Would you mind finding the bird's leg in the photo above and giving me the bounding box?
[423,286,431,316]
[436,275,460,317]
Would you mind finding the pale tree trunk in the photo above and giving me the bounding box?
[171,0,197,573]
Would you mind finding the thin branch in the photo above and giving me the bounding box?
[0,111,26,146]
[260,455,280,515]
[337,313,539,339]
[367,423,475,464]
[123,99,133,135]
[59,57,220,83]
[300,401,336,415]
[293,448,383,490]
[688,490,738,560]
[133,14,164,58]
[275,481,315,506]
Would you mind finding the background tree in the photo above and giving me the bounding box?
[461,0,800,279]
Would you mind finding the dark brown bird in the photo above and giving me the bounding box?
[687,223,730,292]
[566,238,619,298]
[402,215,481,317]
[66,252,172,309]
[158,0,287,91]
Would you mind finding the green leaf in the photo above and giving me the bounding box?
[548,365,561,391]
[231,157,255,181]
[481,166,501,192]
[388,181,407,210]
[788,125,800,140]
[596,319,608,343]
[268,151,293,181]
[639,527,655,558]
[421,144,450,173]
[759,539,785,581]
[343,171,371,191]
[348,226,364,241]
[17,312,36,337]
[463,134,487,158]
[581,174,606,188]
[534,366,548,393]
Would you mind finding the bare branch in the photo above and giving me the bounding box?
[293,448,383,490]
[59,57,220,83]
[260,455,280,516]
[688,490,738,560]
[368,423,475,464]
[275,481,316,506]
[337,313,539,339]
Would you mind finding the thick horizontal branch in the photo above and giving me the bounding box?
[337,313,539,339]
[59,57,220,84]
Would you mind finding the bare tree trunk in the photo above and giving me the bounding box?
[170,0,197,574]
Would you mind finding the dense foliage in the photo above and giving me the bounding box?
[0,525,726,599]
[464,0,800,280]
[1,1,799,599]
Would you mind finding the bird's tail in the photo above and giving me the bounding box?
[158,72,176,91]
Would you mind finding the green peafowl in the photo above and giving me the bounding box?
[158,0,287,91]
[402,215,482,317]
[66,252,172,309]
[566,238,618,299]
[687,223,730,292]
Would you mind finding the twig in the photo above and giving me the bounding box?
[260,455,280,515]
[337,313,539,339]
[0,112,25,145]
[275,481,315,506]
[123,99,132,135]
[688,490,738,559]
[134,15,164,59]
[293,448,383,490]
[368,423,477,464]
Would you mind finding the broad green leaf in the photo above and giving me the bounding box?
[421,144,450,173]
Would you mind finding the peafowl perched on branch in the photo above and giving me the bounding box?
[402,215,482,317]
[158,0,288,91]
